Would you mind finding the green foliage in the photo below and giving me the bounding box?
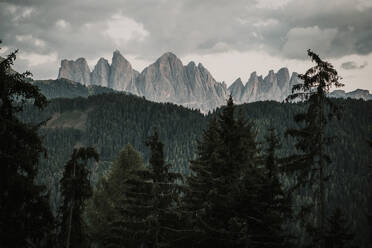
[59,147,99,248]
[85,144,145,247]
[0,44,54,247]
[182,96,292,247]
[18,90,372,247]
[32,78,115,99]
[117,130,184,248]
[285,50,345,246]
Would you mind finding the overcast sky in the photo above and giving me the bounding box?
[1,0,371,91]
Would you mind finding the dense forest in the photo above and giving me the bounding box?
[2,47,372,247]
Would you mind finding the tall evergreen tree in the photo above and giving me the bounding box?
[121,129,183,248]
[183,96,291,247]
[0,43,54,247]
[260,127,293,247]
[59,147,99,248]
[85,144,145,247]
[285,49,344,247]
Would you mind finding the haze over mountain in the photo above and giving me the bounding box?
[57,50,371,112]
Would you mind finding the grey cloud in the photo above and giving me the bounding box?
[1,0,372,78]
[341,61,368,70]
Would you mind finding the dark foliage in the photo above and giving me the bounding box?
[0,43,54,248]
[59,147,99,248]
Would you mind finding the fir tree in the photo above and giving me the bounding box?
[260,127,293,247]
[183,96,291,247]
[85,144,145,247]
[285,49,344,247]
[0,42,54,248]
[59,147,99,248]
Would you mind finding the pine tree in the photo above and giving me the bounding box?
[85,144,145,247]
[59,147,99,248]
[106,131,183,248]
[260,127,293,247]
[182,96,291,247]
[285,49,344,247]
[0,42,54,247]
[323,208,358,248]
[145,129,184,248]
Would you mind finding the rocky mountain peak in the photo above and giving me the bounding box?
[91,57,110,87]
[58,58,91,85]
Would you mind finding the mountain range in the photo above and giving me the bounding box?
[57,51,371,112]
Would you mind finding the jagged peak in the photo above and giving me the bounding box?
[97,57,109,64]
[187,61,196,67]
[112,50,130,65]
[158,51,179,61]
[197,62,205,69]
[277,67,289,73]
[232,77,243,85]
[229,78,244,91]
[76,57,88,63]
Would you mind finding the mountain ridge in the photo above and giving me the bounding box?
[57,51,372,111]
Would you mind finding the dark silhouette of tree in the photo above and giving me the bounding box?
[261,127,294,247]
[0,42,54,247]
[59,147,99,248]
[109,130,183,248]
[182,96,292,247]
[285,49,344,248]
[85,144,145,247]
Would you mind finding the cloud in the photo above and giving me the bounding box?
[341,61,368,70]
[104,13,149,46]
[282,26,338,59]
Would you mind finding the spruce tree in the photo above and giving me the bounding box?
[109,130,183,248]
[285,49,344,247]
[260,127,293,247]
[183,96,291,247]
[85,144,145,247]
[59,147,99,248]
[0,43,54,247]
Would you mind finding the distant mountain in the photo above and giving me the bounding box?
[228,69,301,103]
[329,89,372,100]
[57,51,371,112]
[58,51,227,112]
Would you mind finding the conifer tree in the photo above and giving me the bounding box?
[183,96,291,247]
[109,130,183,248]
[59,147,99,248]
[285,49,344,247]
[0,42,54,247]
[260,127,293,247]
[85,144,145,247]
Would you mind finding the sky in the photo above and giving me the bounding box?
[1,0,371,92]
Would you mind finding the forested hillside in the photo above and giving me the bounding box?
[32,78,116,99]
[19,92,372,247]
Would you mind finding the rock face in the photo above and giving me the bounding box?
[91,58,110,87]
[229,68,298,103]
[108,50,139,94]
[136,52,227,112]
[58,58,91,85]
